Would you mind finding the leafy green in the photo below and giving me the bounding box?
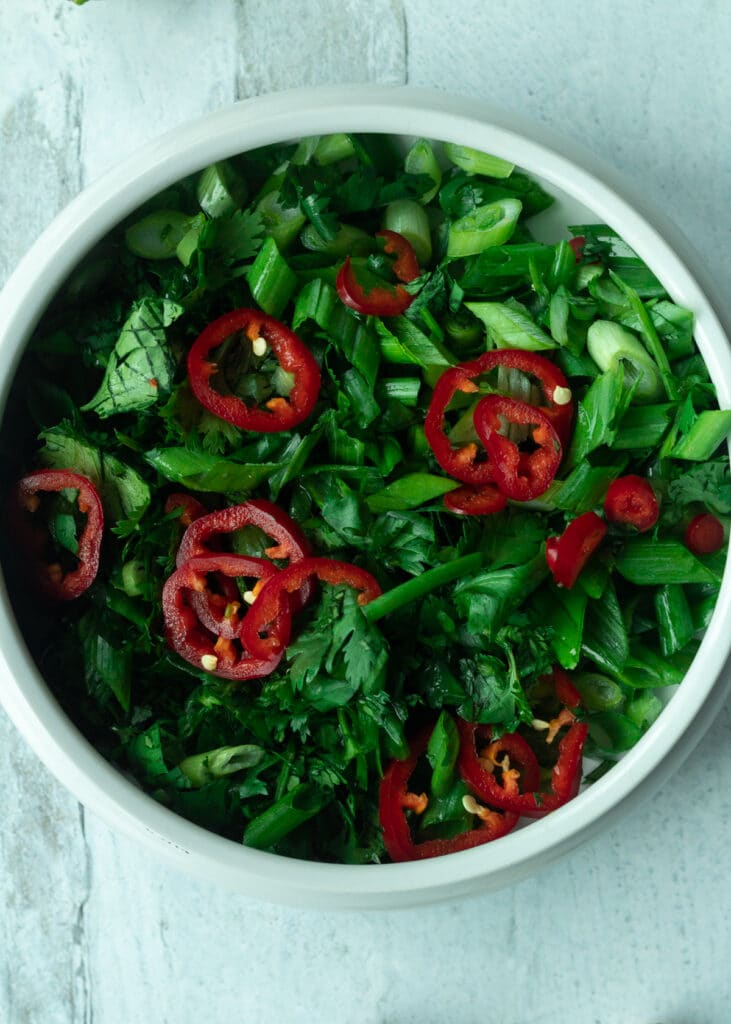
[82,298,183,418]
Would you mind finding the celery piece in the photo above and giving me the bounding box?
[466,299,556,351]
[404,138,442,203]
[443,142,514,179]
[365,473,458,513]
[670,410,731,461]
[447,198,522,259]
[247,237,297,318]
[125,210,192,260]
[383,199,432,264]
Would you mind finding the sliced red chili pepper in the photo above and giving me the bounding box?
[162,553,287,680]
[425,349,573,485]
[568,235,585,262]
[685,512,725,555]
[187,309,321,433]
[457,669,587,818]
[336,230,419,316]
[379,724,518,862]
[546,511,607,589]
[164,492,207,527]
[376,229,420,283]
[11,469,104,601]
[603,475,659,532]
[176,499,314,625]
[443,483,507,516]
[240,557,381,660]
[473,395,562,501]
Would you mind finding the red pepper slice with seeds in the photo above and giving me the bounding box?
[162,553,288,679]
[187,309,321,433]
[473,395,563,501]
[546,511,607,589]
[11,469,104,601]
[425,349,574,485]
[176,499,314,628]
[336,229,419,316]
[164,492,207,527]
[603,475,659,533]
[457,669,588,818]
[379,724,518,862]
[240,556,381,661]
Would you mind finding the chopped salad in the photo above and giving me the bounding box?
[2,133,729,864]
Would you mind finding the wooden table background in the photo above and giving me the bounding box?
[1,2,730,1021]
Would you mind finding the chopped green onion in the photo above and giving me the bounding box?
[255,189,307,251]
[588,712,642,753]
[383,199,432,264]
[611,403,674,450]
[608,271,677,400]
[443,143,514,179]
[555,462,626,514]
[313,133,357,166]
[447,198,522,259]
[573,673,624,712]
[654,584,694,656]
[466,299,556,351]
[125,210,192,260]
[244,783,326,849]
[247,237,297,318]
[404,138,442,203]
[670,410,731,461]
[587,320,663,403]
[615,539,720,585]
[300,222,371,257]
[378,377,421,407]
[444,308,483,350]
[364,552,483,623]
[375,316,456,369]
[624,692,663,730]
[196,161,247,219]
[179,744,263,786]
[365,472,458,512]
[121,559,146,597]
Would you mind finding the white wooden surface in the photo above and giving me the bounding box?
[1,2,730,1021]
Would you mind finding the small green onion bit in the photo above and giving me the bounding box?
[404,138,442,203]
[179,744,263,787]
[121,559,146,597]
[243,783,326,850]
[587,320,664,403]
[125,210,192,261]
[196,160,247,219]
[383,199,432,264]
[443,142,515,179]
[447,198,522,259]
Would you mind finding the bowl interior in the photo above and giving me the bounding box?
[1,88,730,909]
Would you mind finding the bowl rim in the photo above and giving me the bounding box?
[1,84,730,909]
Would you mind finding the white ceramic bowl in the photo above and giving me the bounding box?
[1,86,730,910]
